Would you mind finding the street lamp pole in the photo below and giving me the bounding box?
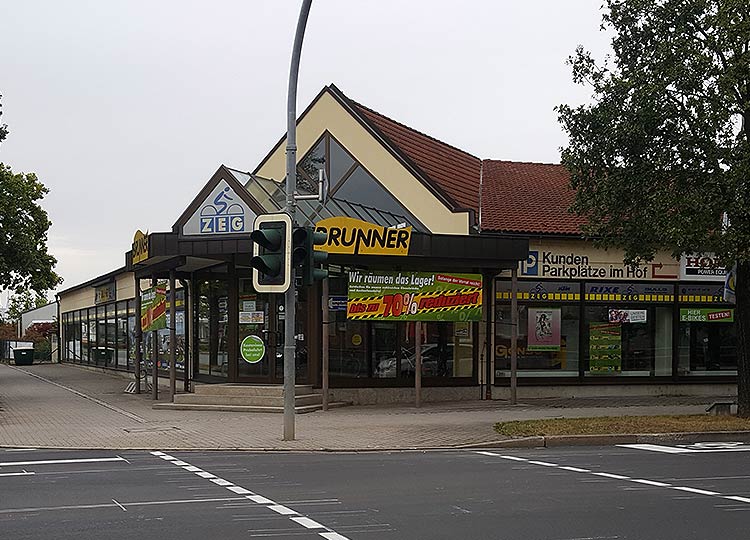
[283,0,313,441]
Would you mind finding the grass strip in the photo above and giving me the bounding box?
[494,415,750,437]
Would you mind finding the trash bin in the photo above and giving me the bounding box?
[13,348,34,366]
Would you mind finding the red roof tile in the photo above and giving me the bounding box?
[344,97,482,212]
[327,85,584,236]
[480,160,586,235]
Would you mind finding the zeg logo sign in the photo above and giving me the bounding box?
[182,180,256,236]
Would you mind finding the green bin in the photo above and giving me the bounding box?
[13,349,34,366]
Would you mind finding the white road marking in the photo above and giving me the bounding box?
[619,443,750,454]
[672,486,720,496]
[269,504,297,515]
[476,451,750,506]
[290,516,324,529]
[0,471,35,477]
[4,448,38,452]
[247,495,275,504]
[0,457,126,467]
[155,451,352,540]
[210,478,233,487]
[618,444,691,454]
[112,498,127,512]
[592,472,630,480]
[0,497,245,514]
[724,496,750,504]
[319,533,350,540]
[630,479,671,487]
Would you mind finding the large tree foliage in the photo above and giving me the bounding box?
[0,95,61,295]
[557,0,750,414]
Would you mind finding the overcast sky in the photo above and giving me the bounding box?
[0,0,612,303]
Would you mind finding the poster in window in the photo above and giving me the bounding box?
[589,323,622,373]
[527,308,561,351]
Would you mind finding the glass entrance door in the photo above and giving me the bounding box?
[237,279,278,381]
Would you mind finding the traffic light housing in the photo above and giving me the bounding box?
[292,226,329,287]
[250,214,292,293]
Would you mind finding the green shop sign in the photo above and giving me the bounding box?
[347,270,483,322]
[679,308,734,323]
[240,335,266,364]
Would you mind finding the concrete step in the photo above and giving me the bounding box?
[193,384,314,397]
[152,401,351,414]
[173,393,323,407]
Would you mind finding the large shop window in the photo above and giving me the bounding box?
[327,271,474,380]
[583,282,674,376]
[677,283,737,375]
[495,281,580,377]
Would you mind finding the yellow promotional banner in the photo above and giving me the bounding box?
[347,270,482,321]
[314,216,411,256]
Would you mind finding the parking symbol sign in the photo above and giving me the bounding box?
[521,251,539,276]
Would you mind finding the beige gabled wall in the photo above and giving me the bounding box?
[255,91,470,235]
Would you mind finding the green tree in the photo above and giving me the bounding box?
[0,95,61,295]
[557,0,750,415]
[0,93,8,144]
[5,290,49,322]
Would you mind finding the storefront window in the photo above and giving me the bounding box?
[678,306,737,375]
[116,301,128,369]
[402,321,474,378]
[87,307,96,364]
[127,300,137,369]
[495,281,580,377]
[583,282,674,377]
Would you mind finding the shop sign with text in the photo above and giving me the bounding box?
[95,283,116,305]
[519,241,678,281]
[347,271,482,321]
[679,308,734,323]
[315,216,411,256]
[183,180,256,236]
[680,253,727,281]
[141,284,167,332]
[132,230,149,264]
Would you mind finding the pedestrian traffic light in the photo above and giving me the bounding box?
[291,226,329,287]
[250,214,292,293]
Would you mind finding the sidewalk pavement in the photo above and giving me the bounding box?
[0,363,738,451]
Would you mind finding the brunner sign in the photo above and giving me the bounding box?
[132,230,149,264]
[314,216,411,256]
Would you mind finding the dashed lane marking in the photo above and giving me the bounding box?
[477,451,750,506]
[152,451,353,540]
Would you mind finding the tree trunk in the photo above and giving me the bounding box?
[735,261,750,417]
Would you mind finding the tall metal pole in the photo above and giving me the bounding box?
[151,276,158,400]
[134,277,142,394]
[321,278,329,411]
[283,0,313,441]
[169,270,176,402]
[510,267,518,404]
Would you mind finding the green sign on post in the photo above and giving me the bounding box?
[240,335,266,364]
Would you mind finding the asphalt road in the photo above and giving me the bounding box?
[1,443,749,539]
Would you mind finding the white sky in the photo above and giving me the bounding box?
[0,0,612,301]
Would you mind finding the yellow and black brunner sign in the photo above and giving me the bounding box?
[314,217,411,256]
[132,230,150,264]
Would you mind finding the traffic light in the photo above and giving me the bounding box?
[291,226,329,287]
[250,214,292,293]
